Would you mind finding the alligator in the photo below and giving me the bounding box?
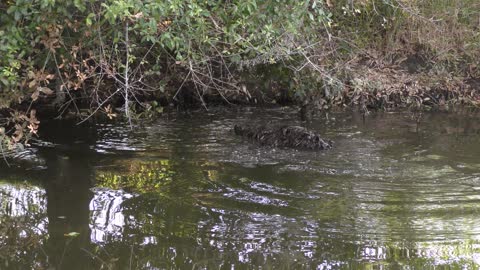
[234,125,332,150]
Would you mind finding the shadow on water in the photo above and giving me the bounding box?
[0,121,98,269]
[1,108,480,269]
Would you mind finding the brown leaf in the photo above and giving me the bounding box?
[27,71,35,79]
[28,80,37,89]
[30,109,40,124]
[28,123,39,135]
[13,124,23,143]
[38,87,54,95]
[31,90,40,101]
[132,12,144,19]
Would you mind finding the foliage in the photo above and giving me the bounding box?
[0,0,479,153]
[1,0,331,103]
[0,0,332,150]
[331,0,480,73]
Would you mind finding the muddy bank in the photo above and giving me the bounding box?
[336,67,480,111]
[175,68,480,112]
[3,66,478,126]
[149,68,480,114]
[0,66,479,166]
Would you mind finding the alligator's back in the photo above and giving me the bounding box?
[234,125,332,150]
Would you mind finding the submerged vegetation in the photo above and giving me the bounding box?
[0,0,479,151]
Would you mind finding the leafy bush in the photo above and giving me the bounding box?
[0,0,332,149]
[1,0,331,105]
[0,0,478,151]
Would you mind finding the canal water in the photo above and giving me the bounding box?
[1,107,480,269]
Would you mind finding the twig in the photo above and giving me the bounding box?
[124,21,132,128]
[173,70,192,100]
[81,248,111,269]
[76,88,121,125]
[0,138,10,167]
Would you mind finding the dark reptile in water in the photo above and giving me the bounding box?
[234,125,333,150]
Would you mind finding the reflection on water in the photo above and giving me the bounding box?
[90,188,136,243]
[1,108,480,269]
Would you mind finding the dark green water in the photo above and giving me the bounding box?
[1,108,480,269]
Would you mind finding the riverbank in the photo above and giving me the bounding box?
[1,0,479,155]
[326,66,480,111]
[0,63,478,164]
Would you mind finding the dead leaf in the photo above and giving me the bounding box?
[30,109,40,124]
[31,90,40,101]
[13,124,23,142]
[132,12,144,19]
[28,80,37,89]
[38,87,54,95]
[28,123,38,135]
[105,104,117,119]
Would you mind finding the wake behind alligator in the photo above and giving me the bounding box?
[234,125,333,150]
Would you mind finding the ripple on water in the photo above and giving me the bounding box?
[2,108,480,268]
[83,110,480,267]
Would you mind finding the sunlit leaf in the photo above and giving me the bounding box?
[38,87,54,96]
[64,232,80,237]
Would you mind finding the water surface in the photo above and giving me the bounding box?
[1,107,480,269]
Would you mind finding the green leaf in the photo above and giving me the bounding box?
[6,6,16,15]
[14,11,21,21]
[86,13,95,26]
[74,0,86,12]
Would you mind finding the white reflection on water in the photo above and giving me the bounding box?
[2,181,480,267]
[0,183,139,244]
[94,123,147,153]
[0,183,47,235]
[0,183,46,216]
[89,187,137,243]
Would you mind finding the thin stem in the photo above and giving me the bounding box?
[124,21,132,128]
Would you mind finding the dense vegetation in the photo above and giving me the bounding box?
[0,0,479,152]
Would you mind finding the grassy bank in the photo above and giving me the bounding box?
[0,0,479,151]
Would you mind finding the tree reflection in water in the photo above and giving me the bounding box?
[1,110,480,269]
